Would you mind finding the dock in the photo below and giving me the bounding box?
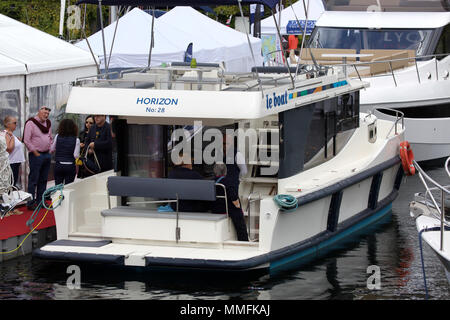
[0,205,56,263]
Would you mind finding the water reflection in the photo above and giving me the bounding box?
[1,167,449,299]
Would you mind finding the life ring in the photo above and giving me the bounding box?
[399,141,415,176]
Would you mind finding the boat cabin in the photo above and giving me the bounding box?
[65,65,363,242]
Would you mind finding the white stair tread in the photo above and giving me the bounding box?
[241,177,278,183]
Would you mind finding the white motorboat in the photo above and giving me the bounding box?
[410,157,450,283]
[33,0,406,273]
[307,2,450,162]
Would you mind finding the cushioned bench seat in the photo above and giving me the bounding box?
[101,176,235,243]
[101,206,227,221]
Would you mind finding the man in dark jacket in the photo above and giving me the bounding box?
[86,115,113,173]
[211,163,248,241]
[168,153,205,212]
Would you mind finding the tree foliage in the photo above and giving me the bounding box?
[0,0,102,40]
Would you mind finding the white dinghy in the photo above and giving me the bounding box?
[33,0,406,273]
[410,157,450,284]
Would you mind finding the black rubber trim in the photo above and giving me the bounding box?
[32,249,124,265]
[47,240,112,247]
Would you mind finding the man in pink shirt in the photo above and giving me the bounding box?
[23,106,53,210]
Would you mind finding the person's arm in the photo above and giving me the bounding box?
[50,134,58,153]
[225,184,241,209]
[4,132,15,153]
[91,125,112,152]
[235,151,248,177]
[23,122,39,156]
[74,138,80,159]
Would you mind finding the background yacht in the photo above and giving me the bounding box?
[306,0,450,162]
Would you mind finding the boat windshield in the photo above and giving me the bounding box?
[309,27,434,55]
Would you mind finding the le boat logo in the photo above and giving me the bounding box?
[266,91,288,110]
[137,96,179,114]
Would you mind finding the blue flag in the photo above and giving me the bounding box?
[184,42,193,63]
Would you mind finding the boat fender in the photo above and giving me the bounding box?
[399,141,415,176]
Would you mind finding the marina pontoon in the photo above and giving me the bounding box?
[33,0,405,272]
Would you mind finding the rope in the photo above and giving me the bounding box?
[1,193,62,255]
[417,225,450,300]
[26,184,64,229]
[418,228,429,300]
[273,194,299,212]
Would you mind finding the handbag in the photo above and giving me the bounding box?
[79,145,101,176]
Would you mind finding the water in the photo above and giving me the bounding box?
[1,166,449,300]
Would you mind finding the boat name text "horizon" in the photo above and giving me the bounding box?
[136,97,179,106]
[266,91,288,110]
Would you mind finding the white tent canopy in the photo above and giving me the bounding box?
[0,13,97,86]
[76,7,263,72]
[0,12,97,148]
[158,7,263,72]
[261,0,325,35]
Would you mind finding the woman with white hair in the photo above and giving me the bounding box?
[3,116,25,187]
[211,163,248,241]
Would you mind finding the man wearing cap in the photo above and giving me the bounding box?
[23,106,53,210]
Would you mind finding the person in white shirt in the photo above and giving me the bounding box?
[3,116,25,188]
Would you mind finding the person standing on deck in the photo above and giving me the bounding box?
[23,106,53,210]
[211,163,248,241]
[222,133,247,194]
[86,115,113,173]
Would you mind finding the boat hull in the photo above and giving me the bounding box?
[368,110,450,162]
[33,189,398,273]
[415,214,450,284]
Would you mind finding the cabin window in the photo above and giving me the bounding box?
[279,91,359,178]
[435,24,450,57]
[126,124,165,178]
[310,27,433,55]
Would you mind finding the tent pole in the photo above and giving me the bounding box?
[271,8,295,88]
[293,0,312,79]
[237,0,264,96]
[98,0,109,76]
[147,6,156,69]
[59,0,66,38]
[81,4,101,75]
[106,5,124,72]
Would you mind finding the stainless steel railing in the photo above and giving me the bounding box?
[414,157,450,251]
[373,107,404,138]
[333,53,450,87]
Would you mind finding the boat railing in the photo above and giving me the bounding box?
[332,53,450,87]
[246,192,261,241]
[372,107,404,138]
[75,65,305,91]
[414,157,450,251]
